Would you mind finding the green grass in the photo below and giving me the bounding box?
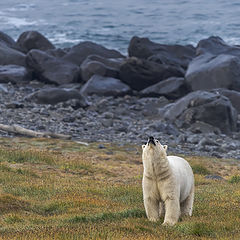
[191,164,210,175]
[0,137,239,240]
[229,175,240,183]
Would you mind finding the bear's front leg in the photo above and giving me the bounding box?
[144,196,159,222]
[163,198,180,226]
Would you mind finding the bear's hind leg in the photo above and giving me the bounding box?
[144,197,159,222]
[180,186,194,217]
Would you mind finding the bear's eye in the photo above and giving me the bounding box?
[155,140,159,143]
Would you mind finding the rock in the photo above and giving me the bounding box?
[17,31,55,53]
[186,134,201,144]
[162,91,237,134]
[138,97,169,117]
[211,152,222,158]
[128,36,195,69]
[80,55,122,82]
[212,88,240,113]
[80,75,131,97]
[25,87,88,105]
[198,137,220,147]
[0,84,8,93]
[101,119,113,127]
[5,101,24,109]
[185,53,240,91]
[205,175,224,180]
[26,49,80,85]
[188,121,221,135]
[119,57,184,91]
[0,43,26,66]
[0,31,21,51]
[98,144,106,149]
[140,77,190,99]
[196,36,240,57]
[0,65,31,83]
[46,48,68,58]
[63,41,124,66]
[102,112,114,119]
[60,98,90,109]
[149,122,179,136]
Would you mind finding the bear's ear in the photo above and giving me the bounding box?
[142,145,145,150]
[163,145,168,152]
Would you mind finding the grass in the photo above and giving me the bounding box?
[0,137,239,239]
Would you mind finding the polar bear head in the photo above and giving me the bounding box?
[142,136,168,161]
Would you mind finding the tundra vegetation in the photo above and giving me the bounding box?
[0,137,239,240]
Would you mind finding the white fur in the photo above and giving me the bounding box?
[142,139,194,226]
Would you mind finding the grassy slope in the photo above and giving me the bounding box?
[0,137,239,240]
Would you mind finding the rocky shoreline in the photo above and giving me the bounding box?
[0,31,240,159]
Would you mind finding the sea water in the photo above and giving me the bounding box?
[1,0,240,53]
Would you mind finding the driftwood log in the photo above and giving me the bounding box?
[0,124,71,140]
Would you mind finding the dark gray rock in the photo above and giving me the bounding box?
[5,101,24,109]
[188,121,221,134]
[102,112,114,119]
[26,49,80,85]
[0,65,30,83]
[212,88,240,113]
[63,41,124,66]
[198,137,220,147]
[0,43,26,66]
[140,77,190,99]
[162,91,237,134]
[0,31,21,51]
[80,55,122,82]
[185,53,240,91]
[205,175,224,180]
[119,57,184,91]
[196,36,240,57]
[138,97,169,117]
[128,36,195,69]
[25,87,88,105]
[17,31,55,53]
[80,75,131,97]
[46,48,68,58]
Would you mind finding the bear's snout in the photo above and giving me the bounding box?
[148,136,156,146]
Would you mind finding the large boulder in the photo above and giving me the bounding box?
[25,87,88,106]
[80,55,123,82]
[212,88,240,113]
[185,53,240,91]
[17,31,55,53]
[80,75,131,97]
[63,41,124,66]
[162,91,237,134]
[128,36,195,69]
[119,57,184,91]
[0,31,21,51]
[26,49,80,85]
[0,65,30,83]
[0,43,26,66]
[140,77,190,99]
[196,36,240,57]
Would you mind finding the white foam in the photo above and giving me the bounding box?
[3,17,38,27]
[49,33,81,45]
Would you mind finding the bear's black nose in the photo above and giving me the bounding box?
[148,136,155,145]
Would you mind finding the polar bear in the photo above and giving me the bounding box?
[142,136,194,226]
